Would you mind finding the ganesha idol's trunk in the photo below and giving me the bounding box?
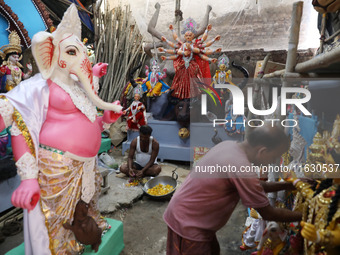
[75,73,122,113]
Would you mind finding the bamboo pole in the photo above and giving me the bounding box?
[96,4,145,103]
[263,69,285,78]
[294,46,340,73]
[175,0,181,35]
[284,72,340,79]
[284,1,303,76]
[244,53,271,139]
[324,28,340,43]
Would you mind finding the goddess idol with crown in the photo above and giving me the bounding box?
[212,54,234,85]
[123,86,147,131]
[211,54,235,101]
[141,57,170,97]
[0,31,32,92]
[159,18,221,99]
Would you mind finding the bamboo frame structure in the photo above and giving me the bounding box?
[263,1,340,78]
[247,1,305,136]
[248,0,340,148]
[95,4,146,103]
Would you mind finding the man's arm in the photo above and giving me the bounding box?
[255,205,302,222]
[232,176,299,222]
[260,181,295,193]
[128,139,137,175]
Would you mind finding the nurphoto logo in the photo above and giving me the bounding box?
[201,84,311,128]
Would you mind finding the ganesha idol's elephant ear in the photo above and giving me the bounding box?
[31,32,55,80]
[31,4,122,113]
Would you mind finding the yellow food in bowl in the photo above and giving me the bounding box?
[147,184,174,196]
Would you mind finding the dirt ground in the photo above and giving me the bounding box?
[104,197,252,255]
[0,192,253,255]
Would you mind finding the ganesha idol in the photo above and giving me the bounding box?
[0,4,122,254]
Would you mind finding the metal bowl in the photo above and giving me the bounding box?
[142,170,178,199]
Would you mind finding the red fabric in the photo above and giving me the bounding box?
[0,65,23,77]
[194,38,211,80]
[166,227,220,255]
[193,55,211,79]
[170,39,212,99]
[0,65,6,75]
[171,56,203,99]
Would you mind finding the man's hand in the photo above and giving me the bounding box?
[136,170,144,178]
[129,168,136,177]
[11,179,40,212]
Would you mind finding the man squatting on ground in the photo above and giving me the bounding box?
[164,125,303,255]
[120,125,161,178]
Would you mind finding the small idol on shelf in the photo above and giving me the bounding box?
[123,87,147,131]
[240,208,266,251]
[211,54,234,101]
[0,31,32,92]
[159,18,221,99]
[141,57,170,97]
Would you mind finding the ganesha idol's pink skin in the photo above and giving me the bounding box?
[93,62,108,78]
[39,62,120,158]
[10,133,40,211]
[38,80,121,157]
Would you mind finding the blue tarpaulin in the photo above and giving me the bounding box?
[69,0,94,32]
[0,0,48,46]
